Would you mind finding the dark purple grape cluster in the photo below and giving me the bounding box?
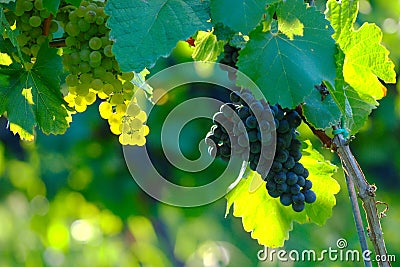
[219,44,240,80]
[205,90,316,212]
[219,44,240,69]
[265,104,316,212]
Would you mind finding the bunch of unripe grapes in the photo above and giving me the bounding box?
[205,90,316,212]
[5,0,58,58]
[56,0,148,144]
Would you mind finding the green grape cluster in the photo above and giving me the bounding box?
[56,0,148,145]
[5,0,58,58]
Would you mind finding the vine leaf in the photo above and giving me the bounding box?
[192,31,224,62]
[276,0,304,40]
[327,50,377,134]
[226,140,339,247]
[303,88,341,130]
[326,0,396,100]
[42,0,60,14]
[236,0,336,108]
[0,44,70,140]
[210,0,267,35]
[105,0,211,72]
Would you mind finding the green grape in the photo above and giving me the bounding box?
[76,83,90,96]
[29,16,42,27]
[101,58,113,70]
[84,10,97,23]
[30,27,42,38]
[21,47,31,55]
[76,6,86,17]
[65,22,80,37]
[111,79,123,92]
[89,59,101,68]
[112,60,120,71]
[102,83,114,95]
[16,34,30,46]
[103,72,115,83]
[89,51,102,63]
[93,67,107,78]
[66,74,79,87]
[110,93,124,105]
[20,13,30,23]
[89,37,102,50]
[34,0,44,10]
[103,45,113,57]
[23,0,33,11]
[86,3,97,11]
[98,24,108,34]
[78,62,91,73]
[80,73,93,84]
[36,35,47,45]
[31,44,40,57]
[15,2,25,16]
[39,9,50,18]
[20,22,32,32]
[68,12,79,23]
[70,52,81,65]
[126,104,141,117]
[95,16,104,25]
[79,49,90,61]
[121,72,134,81]
[49,21,58,33]
[116,103,127,114]
[122,81,134,91]
[101,36,111,47]
[85,91,97,104]
[65,36,77,47]
[77,19,90,32]
[91,79,103,90]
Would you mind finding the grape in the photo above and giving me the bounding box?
[90,51,102,62]
[292,193,305,204]
[103,45,113,57]
[290,184,301,195]
[78,19,90,32]
[292,202,305,212]
[29,16,41,27]
[34,0,44,10]
[245,116,257,129]
[65,22,80,36]
[274,171,286,184]
[304,190,316,203]
[280,193,292,206]
[230,92,241,103]
[304,180,312,190]
[293,163,305,176]
[99,101,112,119]
[286,172,298,185]
[84,10,97,23]
[66,74,79,87]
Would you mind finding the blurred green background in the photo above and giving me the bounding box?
[1,0,399,266]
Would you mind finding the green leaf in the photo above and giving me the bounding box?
[192,31,224,62]
[105,0,211,72]
[0,0,16,4]
[303,88,341,130]
[42,0,60,14]
[65,0,81,7]
[326,0,396,100]
[237,0,336,108]
[325,0,358,43]
[0,44,70,139]
[212,23,235,41]
[226,140,339,247]
[326,50,377,134]
[276,0,304,40]
[210,0,267,35]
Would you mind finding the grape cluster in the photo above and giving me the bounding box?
[219,44,240,80]
[56,0,148,145]
[5,0,57,58]
[265,104,316,212]
[205,90,316,212]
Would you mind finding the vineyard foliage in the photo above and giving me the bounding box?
[0,0,396,248]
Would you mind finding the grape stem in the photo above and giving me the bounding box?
[295,105,333,148]
[333,129,391,267]
[343,170,372,267]
[42,14,53,37]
